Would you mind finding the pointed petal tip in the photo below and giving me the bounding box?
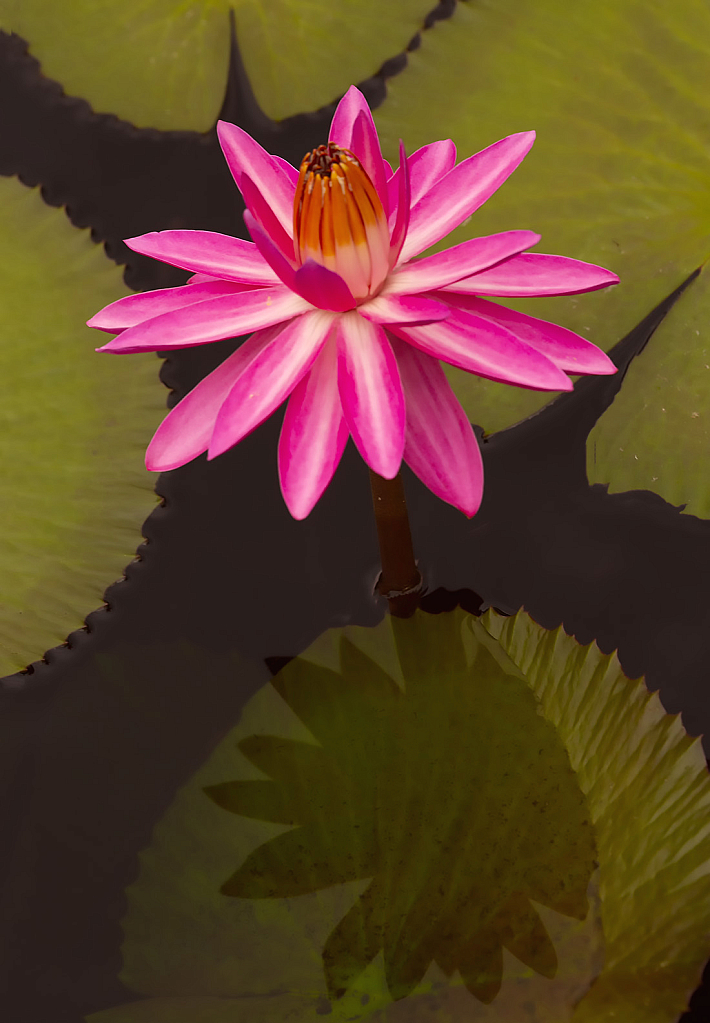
[366,458,402,481]
[206,434,228,461]
[144,455,169,473]
[283,494,314,521]
[455,496,482,519]
[343,84,367,104]
[123,233,153,253]
[215,119,240,145]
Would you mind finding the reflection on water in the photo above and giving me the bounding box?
[87,607,710,1023]
[207,610,599,1010]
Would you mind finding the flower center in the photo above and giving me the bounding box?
[293,143,390,301]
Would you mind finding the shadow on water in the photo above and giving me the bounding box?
[0,4,709,1019]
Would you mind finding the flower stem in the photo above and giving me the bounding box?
[369,470,423,618]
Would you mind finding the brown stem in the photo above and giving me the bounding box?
[369,470,423,617]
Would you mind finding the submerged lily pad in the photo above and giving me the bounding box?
[375,0,710,443]
[88,608,710,1022]
[0,0,434,130]
[0,178,163,676]
[485,610,710,1022]
[587,265,710,517]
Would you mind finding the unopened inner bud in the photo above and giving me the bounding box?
[293,143,390,301]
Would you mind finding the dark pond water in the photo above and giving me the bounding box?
[1,9,709,1021]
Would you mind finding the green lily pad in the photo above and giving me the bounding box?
[0,0,435,131]
[88,608,710,1022]
[485,609,710,1022]
[375,0,710,437]
[587,264,710,517]
[0,177,163,676]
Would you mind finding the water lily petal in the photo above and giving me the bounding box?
[187,273,221,284]
[387,139,457,226]
[399,131,536,263]
[146,325,283,471]
[359,293,450,326]
[217,120,295,237]
[272,155,299,186]
[329,85,372,150]
[388,140,410,268]
[243,210,297,290]
[390,336,483,517]
[293,260,356,312]
[385,230,541,295]
[244,213,355,312]
[391,309,574,391]
[98,286,310,353]
[337,312,405,478]
[443,295,617,374]
[441,252,620,296]
[125,230,280,285]
[350,109,389,216]
[87,280,253,333]
[209,310,336,458]
[240,174,296,262]
[278,337,349,520]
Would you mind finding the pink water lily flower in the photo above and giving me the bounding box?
[89,86,618,520]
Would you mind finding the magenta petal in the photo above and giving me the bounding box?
[87,280,254,333]
[408,139,458,207]
[386,230,541,294]
[441,252,620,296]
[244,210,297,290]
[390,336,483,517]
[336,312,405,478]
[390,309,574,391]
[329,85,371,151]
[98,286,310,353]
[293,260,356,311]
[125,230,279,285]
[272,155,300,186]
[187,273,221,284]
[278,337,349,519]
[387,139,457,226]
[240,174,296,262]
[442,295,617,375]
[359,293,450,326]
[389,140,410,268]
[209,309,336,459]
[399,131,536,262]
[146,325,282,471]
[217,121,295,237]
[350,110,389,216]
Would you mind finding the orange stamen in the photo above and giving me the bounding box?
[293,143,390,300]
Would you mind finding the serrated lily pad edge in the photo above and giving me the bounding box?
[482,609,710,1023]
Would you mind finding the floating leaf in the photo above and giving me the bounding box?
[90,608,710,1021]
[0,0,435,130]
[485,610,710,1022]
[587,265,710,517]
[85,602,710,1021]
[213,617,596,1007]
[375,0,710,437]
[0,178,163,675]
